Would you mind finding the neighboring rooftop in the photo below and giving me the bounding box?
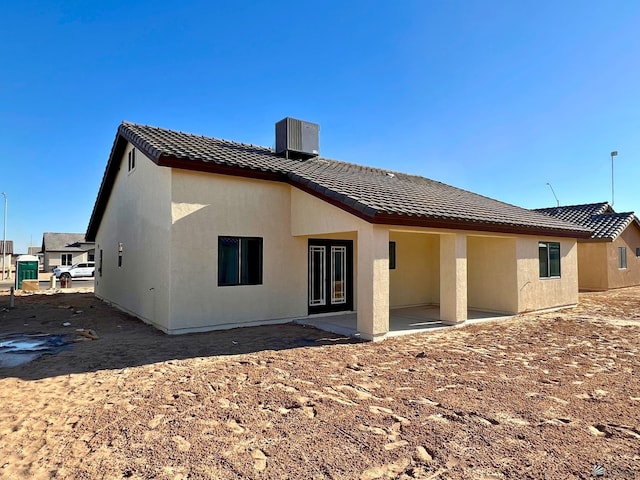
[0,240,13,255]
[87,122,594,240]
[535,202,640,240]
[42,233,88,252]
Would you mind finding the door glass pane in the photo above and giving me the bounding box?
[331,246,347,304]
[309,246,325,306]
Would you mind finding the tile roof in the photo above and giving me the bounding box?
[86,122,593,240]
[534,203,640,240]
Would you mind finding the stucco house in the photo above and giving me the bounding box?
[86,119,591,340]
[41,233,95,272]
[1,240,13,278]
[535,202,640,291]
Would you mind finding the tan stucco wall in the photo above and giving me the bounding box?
[168,172,307,332]
[606,224,640,289]
[467,236,518,313]
[291,188,370,236]
[94,143,172,331]
[516,237,578,312]
[94,152,582,335]
[389,232,439,308]
[577,242,608,291]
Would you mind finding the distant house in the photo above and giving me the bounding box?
[86,120,591,340]
[536,202,640,290]
[0,240,13,278]
[41,233,95,272]
[27,246,44,271]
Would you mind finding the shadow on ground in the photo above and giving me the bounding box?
[0,292,361,381]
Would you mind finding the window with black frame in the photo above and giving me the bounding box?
[389,241,396,270]
[539,241,561,278]
[218,236,263,286]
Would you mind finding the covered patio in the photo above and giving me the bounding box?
[295,306,513,338]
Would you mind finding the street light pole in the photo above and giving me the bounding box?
[611,151,618,207]
[546,182,560,207]
[1,192,6,280]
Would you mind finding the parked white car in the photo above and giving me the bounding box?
[53,262,95,279]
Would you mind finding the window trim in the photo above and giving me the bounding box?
[128,148,136,172]
[218,236,263,286]
[61,253,72,266]
[539,241,561,278]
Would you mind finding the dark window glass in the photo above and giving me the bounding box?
[389,241,396,270]
[218,236,262,286]
[539,241,561,278]
[219,237,239,285]
[241,237,262,284]
[549,242,561,277]
[538,243,548,277]
[62,253,72,266]
[128,148,136,171]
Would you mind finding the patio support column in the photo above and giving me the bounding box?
[440,233,467,324]
[357,226,389,341]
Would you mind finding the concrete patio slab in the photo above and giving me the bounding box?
[295,306,513,339]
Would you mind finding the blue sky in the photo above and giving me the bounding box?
[2,1,639,253]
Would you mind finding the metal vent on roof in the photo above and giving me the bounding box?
[275,117,319,159]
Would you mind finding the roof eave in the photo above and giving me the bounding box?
[579,237,612,243]
[290,178,591,238]
[157,155,286,182]
[371,212,592,238]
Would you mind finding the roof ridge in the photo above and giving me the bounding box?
[121,121,275,153]
[592,211,634,217]
[535,201,609,211]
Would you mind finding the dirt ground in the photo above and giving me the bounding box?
[0,286,638,480]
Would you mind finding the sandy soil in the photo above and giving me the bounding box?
[0,286,638,480]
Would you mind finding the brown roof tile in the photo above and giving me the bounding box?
[86,122,593,240]
[535,203,640,240]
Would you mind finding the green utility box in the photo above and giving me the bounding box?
[15,255,39,289]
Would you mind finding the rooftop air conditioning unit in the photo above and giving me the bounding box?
[275,117,319,159]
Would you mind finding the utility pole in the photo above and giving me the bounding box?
[611,151,618,207]
[2,192,6,280]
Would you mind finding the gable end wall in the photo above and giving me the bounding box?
[94,142,172,330]
[607,224,640,289]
